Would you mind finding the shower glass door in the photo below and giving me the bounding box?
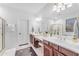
[0,18,5,52]
[0,18,2,51]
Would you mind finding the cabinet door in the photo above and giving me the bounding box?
[59,46,78,56]
[50,43,59,50]
[44,44,53,56]
[54,49,64,56]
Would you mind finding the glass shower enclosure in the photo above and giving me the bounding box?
[0,17,5,52]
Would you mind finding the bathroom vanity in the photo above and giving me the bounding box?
[30,17,79,56]
[43,39,79,56]
[30,34,79,56]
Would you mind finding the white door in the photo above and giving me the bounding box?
[0,18,2,51]
[17,19,29,46]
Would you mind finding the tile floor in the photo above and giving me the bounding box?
[15,47,37,56]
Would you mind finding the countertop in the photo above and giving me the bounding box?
[31,33,79,54]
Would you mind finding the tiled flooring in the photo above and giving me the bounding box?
[2,43,32,56]
[15,47,37,56]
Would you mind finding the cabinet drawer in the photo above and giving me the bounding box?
[59,46,78,56]
[50,43,59,50]
[54,49,64,56]
[44,43,53,56]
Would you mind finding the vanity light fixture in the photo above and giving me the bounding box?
[52,3,72,12]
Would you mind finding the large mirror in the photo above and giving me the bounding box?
[65,18,76,36]
[0,17,5,52]
[66,18,76,32]
[75,18,79,38]
[77,20,79,38]
[49,24,63,36]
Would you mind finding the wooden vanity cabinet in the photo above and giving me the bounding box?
[50,43,64,56]
[53,49,64,56]
[43,40,53,56]
[44,41,79,56]
[30,34,79,56]
[50,43,59,50]
[59,46,78,56]
[44,40,64,56]
[44,43,53,56]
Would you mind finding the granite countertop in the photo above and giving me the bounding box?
[31,33,79,54]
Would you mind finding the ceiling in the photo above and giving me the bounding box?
[0,3,79,20]
[0,3,47,15]
[38,3,79,20]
